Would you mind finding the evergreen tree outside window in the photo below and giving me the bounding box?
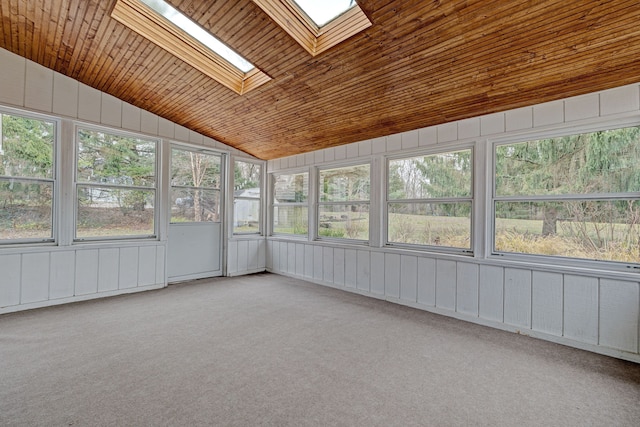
[233,160,262,234]
[493,125,640,265]
[318,164,370,241]
[387,149,473,251]
[272,172,308,236]
[0,112,56,243]
[75,127,157,240]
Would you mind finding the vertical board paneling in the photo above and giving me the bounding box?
[333,248,345,286]
[266,240,273,269]
[0,49,25,105]
[304,245,314,279]
[155,245,166,284]
[356,250,370,292]
[98,248,120,292]
[479,265,504,322]
[21,253,50,303]
[0,254,21,306]
[248,240,259,270]
[227,240,238,275]
[436,259,456,310]
[258,240,266,269]
[323,247,334,283]
[295,243,305,276]
[384,254,400,298]
[288,242,296,274]
[237,240,249,273]
[25,61,53,112]
[456,262,479,316]
[75,249,99,295]
[271,241,280,272]
[532,271,563,336]
[344,249,357,288]
[504,268,532,329]
[313,246,323,281]
[52,73,79,118]
[563,275,598,344]
[138,246,157,286]
[119,247,139,289]
[417,257,436,306]
[400,255,417,302]
[370,252,385,295]
[50,251,75,299]
[599,279,639,353]
[77,84,101,123]
[279,241,288,273]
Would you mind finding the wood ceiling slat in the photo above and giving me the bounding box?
[2,1,640,158]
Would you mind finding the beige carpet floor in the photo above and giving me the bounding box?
[1,273,639,426]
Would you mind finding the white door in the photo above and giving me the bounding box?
[167,147,224,281]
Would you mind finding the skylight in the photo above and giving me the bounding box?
[112,0,271,94]
[291,0,356,27]
[139,0,254,72]
[252,0,371,57]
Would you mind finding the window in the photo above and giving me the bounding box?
[75,128,157,240]
[112,0,271,94]
[170,148,221,223]
[493,125,640,265]
[233,160,262,234]
[0,112,56,243]
[272,172,309,236]
[252,0,371,56]
[387,149,473,251]
[318,164,369,241]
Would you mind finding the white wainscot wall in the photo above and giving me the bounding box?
[0,244,166,314]
[266,240,640,363]
[227,237,267,276]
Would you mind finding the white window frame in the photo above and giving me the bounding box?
[489,118,640,272]
[232,158,264,235]
[73,124,159,242]
[316,160,371,244]
[270,168,310,239]
[0,107,59,246]
[385,145,474,255]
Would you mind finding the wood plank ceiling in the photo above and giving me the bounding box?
[1,1,640,159]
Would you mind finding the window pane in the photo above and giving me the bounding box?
[495,126,640,196]
[170,188,220,222]
[274,172,308,203]
[171,149,220,189]
[273,206,308,235]
[388,202,471,249]
[77,129,156,187]
[495,200,640,263]
[389,150,472,200]
[233,198,260,233]
[0,179,52,240]
[234,161,261,191]
[77,186,155,238]
[1,113,54,179]
[318,204,369,240]
[319,164,370,202]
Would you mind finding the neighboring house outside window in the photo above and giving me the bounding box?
[233,160,262,234]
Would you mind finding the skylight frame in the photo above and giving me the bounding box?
[252,0,372,56]
[111,0,271,95]
[290,0,356,28]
